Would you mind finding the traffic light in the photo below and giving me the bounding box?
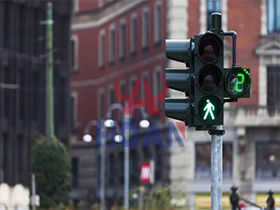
[164,40,194,126]
[164,12,251,130]
[193,32,224,129]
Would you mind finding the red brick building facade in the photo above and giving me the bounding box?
[168,0,280,208]
[70,0,170,205]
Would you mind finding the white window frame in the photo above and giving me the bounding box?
[142,7,149,49]
[255,41,280,106]
[98,30,105,68]
[73,0,79,13]
[260,0,267,35]
[109,25,116,63]
[119,19,127,59]
[99,0,104,8]
[130,13,138,53]
[154,2,162,44]
[98,88,105,120]
[71,35,79,70]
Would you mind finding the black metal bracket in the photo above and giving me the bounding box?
[208,129,225,135]
[224,98,238,103]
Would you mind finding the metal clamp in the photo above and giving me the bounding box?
[208,129,225,135]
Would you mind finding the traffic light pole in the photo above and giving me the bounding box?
[209,125,225,210]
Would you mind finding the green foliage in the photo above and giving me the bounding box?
[128,185,185,210]
[146,185,172,210]
[31,136,72,209]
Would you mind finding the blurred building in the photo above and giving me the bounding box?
[70,0,170,206]
[71,0,280,208]
[167,0,280,209]
[0,0,72,186]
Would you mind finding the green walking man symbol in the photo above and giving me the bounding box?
[203,99,215,120]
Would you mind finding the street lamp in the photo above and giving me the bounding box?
[105,103,149,210]
[83,103,149,210]
[82,120,106,210]
[83,134,93,142]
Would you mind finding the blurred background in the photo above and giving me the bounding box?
[0,0,279,209]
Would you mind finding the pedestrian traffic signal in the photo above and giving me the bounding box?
[193,32,224,129]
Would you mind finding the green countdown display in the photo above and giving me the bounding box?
[226,67,251,96]
[198,96,223,122]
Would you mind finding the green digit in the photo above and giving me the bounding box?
[235,73,244,93]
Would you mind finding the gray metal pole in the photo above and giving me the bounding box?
[100,123,105,210]
[210,125,223,210]
[124,114,130,210]
[32,173,36,210]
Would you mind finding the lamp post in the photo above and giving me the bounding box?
[104,103,149,210]
[83,103,149,210]
[83,120,106,210]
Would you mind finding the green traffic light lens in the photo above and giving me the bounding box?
[198,65,222,93]
[198,96,222,122]
[225,67,251,96]
[198,34,223,63]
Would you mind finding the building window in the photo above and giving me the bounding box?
[130,16,137,54]
[195,142,232,179]
[70,92,78,132]
[17,135,24,183]
[108,88,115,106]
[19,6,26,54]
[153,68,162,119]
[119,151,124,184]
[267,0,280,33]
[130,77,137,94]
[72,158,79,188]
[267,66,280,112]
[119,22,127,59]
[3,67,11,118]
[154,3,162,44]
[256,142,280,179]
[4,2,11,49]
[32,72,39,121]
[142,73,149,100]
[154,145,162,182]
[129,77,137,107]
[130,150,139,184]
[142,9,149,49]
[119,83,126,106]
[143,147,151,161]
[109,27,116,63]
[98,31,105,68]
[207,0,221,30]
[71,36,78,71]
[2,134,9,183]
[109,154,115,186]
[18,69,26,120]
[34,9,40,56]
[98,90,105,120]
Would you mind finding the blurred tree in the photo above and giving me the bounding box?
[31,136,72,209]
